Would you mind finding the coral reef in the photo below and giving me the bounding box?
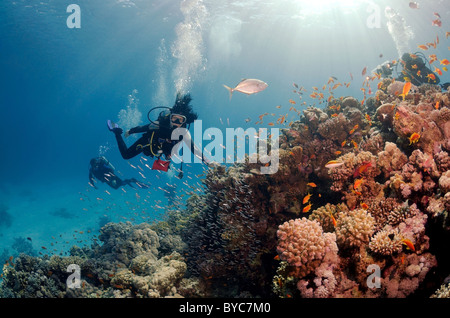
[0,222,202,298]
[1,78,449,299]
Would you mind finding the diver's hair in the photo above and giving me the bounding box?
[171,93,198,124]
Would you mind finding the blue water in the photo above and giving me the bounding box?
[0,0,448,256]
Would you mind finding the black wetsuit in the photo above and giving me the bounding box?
[113,122,202,162]
[88,157,142,189]
[397,53,440,86]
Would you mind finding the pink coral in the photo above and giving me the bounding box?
[409,149,440,179]
[393,102,447,154]
[377,142,408,178]
[388,149,442,199]
[434,150,450,172]
[382,253,437,297]
[276,218,337,278]
[296,261,338,298]
[439,170,450,194]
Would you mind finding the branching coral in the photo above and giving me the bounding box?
[276,218,340,298]
[335,208,375,249]
[308,203,348,233]
[328,151,379,194]
[276,218,337,277]
[365,197,402,231]
[369,227,403,256]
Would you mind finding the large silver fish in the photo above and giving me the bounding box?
[223,78,268,99]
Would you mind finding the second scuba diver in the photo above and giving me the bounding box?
[89,156,150,190]
[373,52,449,89]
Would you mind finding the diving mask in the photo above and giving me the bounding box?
[170,113,187,128]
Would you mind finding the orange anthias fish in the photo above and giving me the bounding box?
[401,239,416,252]
[362,67,367,76]
[303,193,312,204]
[302,203,312,213]
[418,45,428,50]
[330,213,337,227]
[353,178,363,190]
[440,59,450,65]
[353,161,372,178]
[429,54,437,64]
[435,101,440,109]
[349,124,359,135]
[435,67,443,76]
[409,132,420,145]
[307,182,317,188]
[399,81,412,100]
[432,19,442,27]
[427,73,436,82]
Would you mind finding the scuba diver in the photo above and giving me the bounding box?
[397,52,440,86]
[373,52,449,89]
[89,156,150,190]
[107,93,211,178]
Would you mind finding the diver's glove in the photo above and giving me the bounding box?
[177,171,184,179]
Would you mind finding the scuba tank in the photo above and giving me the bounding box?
[145,106,173,173]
